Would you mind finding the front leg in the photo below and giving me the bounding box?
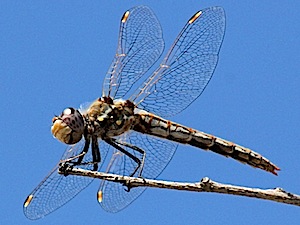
[91,135,101,171]
[74,136,100,171]
[74,137,90,165]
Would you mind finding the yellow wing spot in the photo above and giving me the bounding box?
[189,11,202,24]
[97,191,103,202]
[24,194,33,208]
[121,11,130,23]
[116,120,122,126]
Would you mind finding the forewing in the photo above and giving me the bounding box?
[23,139,109,220]
[131,7,226,117]
[102,5,164,99]
[98,132,177,212]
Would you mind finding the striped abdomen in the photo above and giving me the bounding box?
[133,112,280,175]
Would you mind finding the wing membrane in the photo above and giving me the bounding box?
[131,7,226,117]
[102,5,164,99]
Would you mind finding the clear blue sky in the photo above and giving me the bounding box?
[1,1,300,224]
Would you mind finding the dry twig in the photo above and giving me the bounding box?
[58,166,300,207]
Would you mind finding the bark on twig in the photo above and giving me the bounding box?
[58,166,300,207]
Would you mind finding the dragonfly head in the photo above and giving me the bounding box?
[51,108,85,144]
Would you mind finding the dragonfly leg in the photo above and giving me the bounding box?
[91,136,100,171]
[105,138,146,177]
[70,136,100,171]
[73,137,90,166]
[113,139,146,177]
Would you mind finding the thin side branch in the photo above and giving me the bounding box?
[58,166,300,207]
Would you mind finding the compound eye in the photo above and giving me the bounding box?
[61,108,84,132]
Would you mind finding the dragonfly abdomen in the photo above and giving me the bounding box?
[134,113,280,175]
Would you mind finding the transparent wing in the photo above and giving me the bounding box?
[131,7,226,117]
[23,139,109,220]
[98,132,177,212]
[102,5,164,99]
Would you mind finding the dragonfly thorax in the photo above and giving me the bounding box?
[86,97,136,138]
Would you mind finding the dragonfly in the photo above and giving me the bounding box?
[24,6,279,220]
